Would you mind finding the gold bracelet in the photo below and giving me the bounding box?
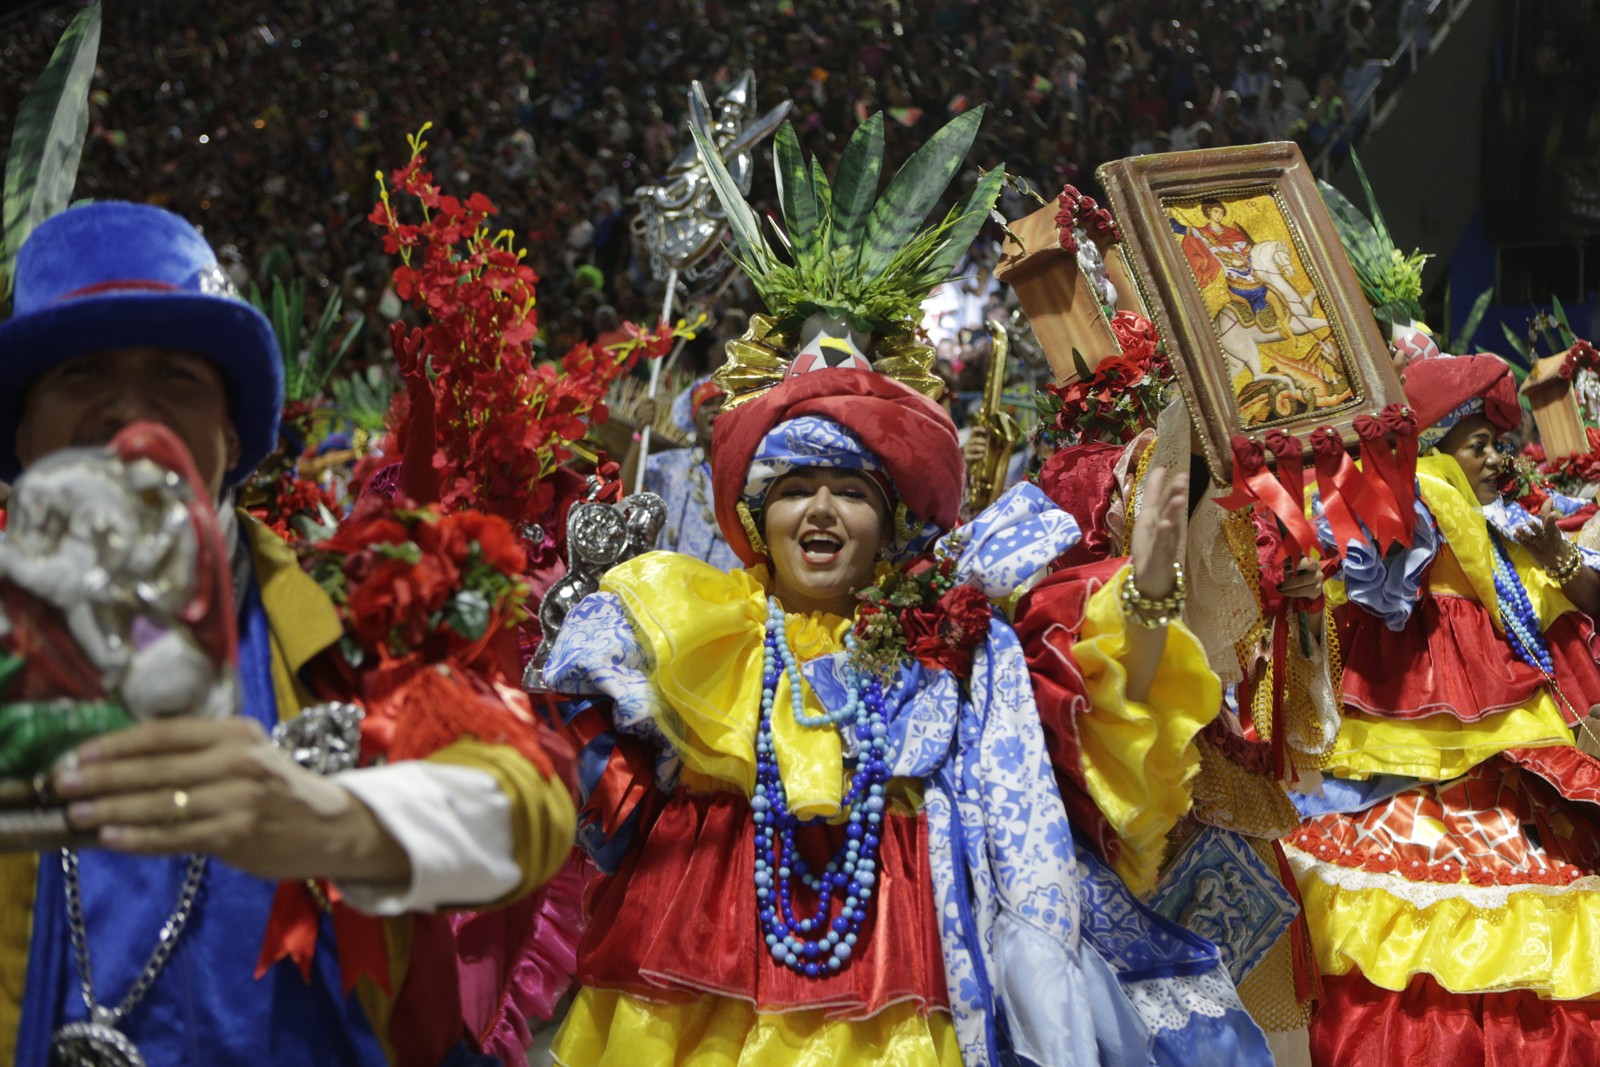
[1121,562,1187,629]
[1546,541,1585,585]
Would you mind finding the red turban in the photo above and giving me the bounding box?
[711,370,963,566]
[1402,354,1519,450]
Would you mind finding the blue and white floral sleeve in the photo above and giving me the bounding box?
[542,591,668,746]
[1485,497,1600,573]
[943,482,1083,597]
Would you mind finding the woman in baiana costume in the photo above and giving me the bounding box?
[1019,312,1340,1067]
[540,364,1273,1066]
[1286,354,1600,1063]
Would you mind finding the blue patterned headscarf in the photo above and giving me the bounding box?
[742,415,941,558]
[1416,396,1484,452]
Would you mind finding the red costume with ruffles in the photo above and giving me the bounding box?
[1286,356,1600,1066]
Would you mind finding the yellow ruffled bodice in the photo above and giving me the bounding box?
[601,552,857,818]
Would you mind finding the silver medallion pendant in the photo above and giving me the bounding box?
[50,1020,146,1067]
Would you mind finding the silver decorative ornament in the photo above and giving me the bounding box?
[272,702,365,775]
[50,1018,146,1067]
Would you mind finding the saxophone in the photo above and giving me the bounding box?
[965,319,1020,516]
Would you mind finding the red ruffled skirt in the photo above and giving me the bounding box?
[576,788,949,1019]
[1310,970,1600,1067]
[1290,746,1600,886]
[1337,595,1600,724]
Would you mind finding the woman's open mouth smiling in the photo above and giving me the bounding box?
[800,530,843,564]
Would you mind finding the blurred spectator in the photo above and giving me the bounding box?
[1305,72,1349,151]
[0,0,1444,366]
[1169,100,1205,150]
[1341,43,1390,133]
[1231,46,1271,111]
[1269,54,1313,111]
[1260,81,1308,142]
[1217,91,1260,145]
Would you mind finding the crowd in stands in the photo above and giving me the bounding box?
[1,0,1447,380]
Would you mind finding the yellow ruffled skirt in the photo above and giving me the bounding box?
[553,989,961,1067]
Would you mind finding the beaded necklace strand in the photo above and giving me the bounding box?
[1488,531,1555,674]
[753,597,890,978]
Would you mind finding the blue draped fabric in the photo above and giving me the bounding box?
[15,577,389,1067]
[1313,493,1440,631]
[1290,773,1420,817]
[1076,844,1274,1067]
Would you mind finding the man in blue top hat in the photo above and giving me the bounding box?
[0,202,575,1065]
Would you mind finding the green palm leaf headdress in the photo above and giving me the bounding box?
[1317,152,1429,327]
[690,105,1005,341]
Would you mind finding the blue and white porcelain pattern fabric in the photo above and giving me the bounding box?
[643,446,743,570]
[1145,826,1300,986]
[943,482,1085,599]
[1484,497,1600,572]
[543,591,668,746]
[1415,395,1485,452]
[742,415,887,505]
[1077,842,1274,1067]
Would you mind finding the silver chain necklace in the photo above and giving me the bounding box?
[50,849,208,1067]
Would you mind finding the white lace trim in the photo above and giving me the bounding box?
[1120,968,1237,1034]
[1284,842,1600,909]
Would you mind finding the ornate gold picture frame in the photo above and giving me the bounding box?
[1098,142,1404,482]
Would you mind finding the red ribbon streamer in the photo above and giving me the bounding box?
[1309,429,1368,555]
[1269,600,1290,780]
[1382,404,1419,546]
[1235,436,1318,563]
[255,880,324,983]
[329,891,394,996]
[1272,840,1322,1004]
[1263,430,1307,507]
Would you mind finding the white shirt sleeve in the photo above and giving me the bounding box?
[331,761,521,916]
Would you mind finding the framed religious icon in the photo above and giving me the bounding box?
[1098,142,1404,482]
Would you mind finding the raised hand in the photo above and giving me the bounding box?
[1513,513,1569,570]
[1129,465,1190,599]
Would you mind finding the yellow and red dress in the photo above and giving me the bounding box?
[1288,453,1600,1065]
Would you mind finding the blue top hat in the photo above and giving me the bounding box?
[0,201,283,486]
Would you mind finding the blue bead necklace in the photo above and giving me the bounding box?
[1489,531,1555,674]
[753,596,890,978]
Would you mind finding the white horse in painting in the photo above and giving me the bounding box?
[1214,239,1329,386]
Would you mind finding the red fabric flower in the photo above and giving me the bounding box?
[1108,311,1159,362]
[901,607,970,675]
[436,511,527,573]
[936,584,993,648]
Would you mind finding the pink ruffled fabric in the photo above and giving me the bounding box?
[451,853,588,1063]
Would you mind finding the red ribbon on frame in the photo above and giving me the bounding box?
[1362,404,1419,549]
[1216,434,1318,567]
